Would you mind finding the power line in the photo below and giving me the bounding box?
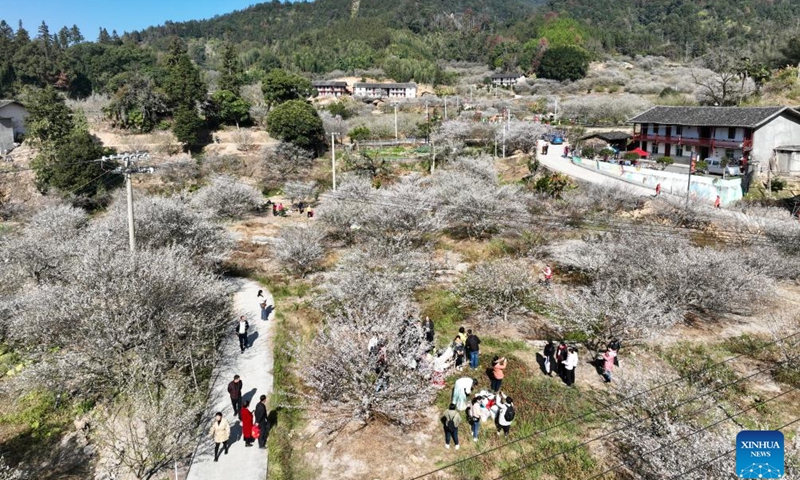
[664,417,800,480]
[406,329,800,479]
[582,386,799,480]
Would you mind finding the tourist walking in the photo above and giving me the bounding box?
[254,395,269,449]
[258,290,268,320]
[240,400,255,447]
[564,347,579,386]
[543,340,556,376]
[237,316,249,353]
[495,393,515,437]
[602,347,618,383]
[227,375,243,419]
[441,403,462,450]
[452,377,476,411]
[491,356,507,392]
[453,336,466,370]
[208,412,230,462]
[466,330,481,369]
[469,395,482,442]
[542,264,553,287]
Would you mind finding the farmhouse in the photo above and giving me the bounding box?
[0,100,27,153]
[581,131,632,153]
[630,106,800,173]
[490,73,524,87]
[312,81,349,97]
[353,82,417,99]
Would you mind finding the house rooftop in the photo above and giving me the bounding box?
[582,131,632,142]
[312,81,348,87]
[629,106,799,128]
[0,100,23,109]
[354,82,417,89]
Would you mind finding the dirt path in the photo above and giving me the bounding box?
[186,278,275,480]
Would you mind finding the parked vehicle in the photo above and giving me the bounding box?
[549,134,564,145]
[702,157,741,176]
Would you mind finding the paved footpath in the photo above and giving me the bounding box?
[537,140,661,197]
[187,278,275,480]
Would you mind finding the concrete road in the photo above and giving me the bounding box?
[187,279,275,480]
[537,141,659,197]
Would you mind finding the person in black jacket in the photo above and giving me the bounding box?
[543,340,556,377]
[465,330,481,370]
[227,375,243,419]
[254,394,269,449]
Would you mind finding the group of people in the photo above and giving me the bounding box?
[271,201,314,218]
[207,375,271,462]
[443,376,516,449]
[449,326,482,371]
[542,340,620,386]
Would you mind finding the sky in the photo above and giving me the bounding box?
[2,0,274,39]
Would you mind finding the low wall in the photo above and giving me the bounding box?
[572,157,743,205]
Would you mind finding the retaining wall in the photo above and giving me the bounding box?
[571,157,743,205]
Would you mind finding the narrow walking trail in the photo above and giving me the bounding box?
[187,278,275,480]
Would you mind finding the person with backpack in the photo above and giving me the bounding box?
[453,336,466,370]
[491,356,508,392]
[602,347,617,383]
[495,392,514,437]
[564,347,579,387]
[466,330,481,370]
[469,395,482,442]
[543,340,556,377]
[441,403,462,449]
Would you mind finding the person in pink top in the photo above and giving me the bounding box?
[491,356,507,392]
[602,347,617,383]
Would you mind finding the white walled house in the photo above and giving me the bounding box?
[311,81,349,97]
[353,82,417,99]
[629,106,800,173]
[0,100,27,153]
[490,73,524,87]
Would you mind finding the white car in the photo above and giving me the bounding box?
[702,157,741,176]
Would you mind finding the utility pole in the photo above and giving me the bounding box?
[392,104,398,140]
[105,152,152,253]
[470,85,473,103]
[331,132,339,191]
[455,96,459,114]
[686,152,696,206]
[431,140,436,174]
[425,101,429,120]
[444,96,448,120]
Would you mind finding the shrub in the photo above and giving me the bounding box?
[457,259,537,322]
[273,225,326,277]
[537,46,592,82]
[266,100,325,150]
[623,152,640,162]
[348,125,371,142]
[190,176,263,219]
[656,156,674,168]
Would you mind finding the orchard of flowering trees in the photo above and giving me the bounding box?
[0,186,243,479]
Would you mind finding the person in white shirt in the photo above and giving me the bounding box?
[495,392,514,437]
[237,316,249,353]
[564,347,579,386]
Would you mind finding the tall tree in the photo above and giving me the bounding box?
[98,27,112,44]
[266,99,324,150]
[218,42,243,93]
[24,86,74,146]
[261,68,314,109]
[69,25,84,45]
[163,54,205,110]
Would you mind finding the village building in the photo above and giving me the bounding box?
[629,106,800,173]
[581,131,633,153]
[311,81,349,97]
[490,73,524,87]
[353,82,417,99]
[0,100,27,153]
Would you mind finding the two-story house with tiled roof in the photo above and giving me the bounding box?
[353,82,417,99]
[629,106,800,171]
[311,81,349,97]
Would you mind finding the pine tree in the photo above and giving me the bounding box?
[98,27,112,44]
[69,25,84,45]
[163,54,205,110]
[218,42,243,93]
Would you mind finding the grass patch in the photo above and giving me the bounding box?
[658,342,748,400]
[417,287,466,348]
[721,334,780,362]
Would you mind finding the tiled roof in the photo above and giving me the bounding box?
[582,131,632,141]
[312,81,348,87]
[354,83,417,89]
[628,106,798,128]
[0,100,23,109]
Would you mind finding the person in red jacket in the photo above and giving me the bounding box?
[240,400,255,447]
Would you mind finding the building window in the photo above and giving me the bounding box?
[725,149,734,159]
[728,127,736,139]
[650,124,656,134]
[676,126,683,136]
